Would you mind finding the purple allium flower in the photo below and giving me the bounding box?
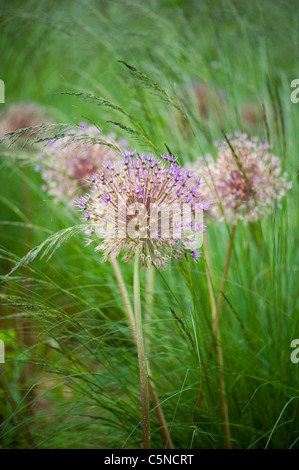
[38,125,126,204]
[76,152,208,269]
[0,101,52,138]
[190,133,292,224]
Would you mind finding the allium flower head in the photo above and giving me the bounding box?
[38,124,125,203]
[76,151,208,269]
[191,133,292,224]
[0,101,51,138]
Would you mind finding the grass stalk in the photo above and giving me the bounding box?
[0,367,36,448]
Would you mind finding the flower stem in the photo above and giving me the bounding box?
[145,265,154,353]
[145,265,154,321]
[133,251,151,449]
[111,260,174,448]
[111,261,135,333]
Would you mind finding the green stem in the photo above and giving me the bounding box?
[134,251,151,449]
[145,265,154,322]
[145,265,154,353]
[111,261,135,333]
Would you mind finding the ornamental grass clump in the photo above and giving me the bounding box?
[77,150,208,448]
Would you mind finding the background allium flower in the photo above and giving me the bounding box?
[192,81,226,121]
[77,152,208,269]
[39,124,126,203]
[0,101,51,138]
[190,133,292,224]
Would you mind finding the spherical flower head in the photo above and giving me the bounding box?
[191,133,292,224]
[38,124,126,204]
[0,101,51,139]
[76,151,208,270]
